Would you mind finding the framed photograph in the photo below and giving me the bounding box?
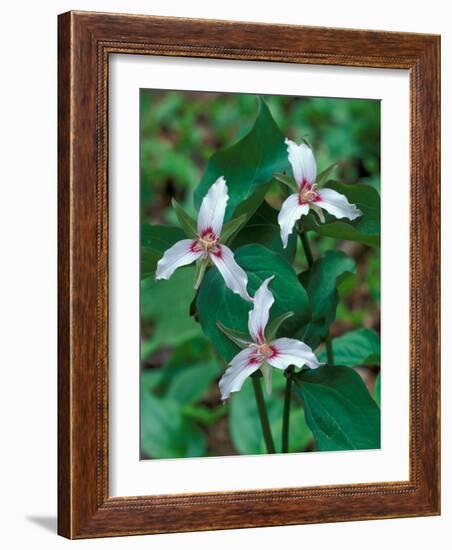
[58,11,440,538]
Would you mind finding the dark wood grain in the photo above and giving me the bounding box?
[58,10,440,539]
[57,10,72,539]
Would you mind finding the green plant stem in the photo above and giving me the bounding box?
[282,368,294,453]
[325,333,334,366]
[251,375,276,454]
[189,288,200,319]
[299,230,314,268]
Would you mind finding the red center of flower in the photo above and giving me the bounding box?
[258,343,275,358]
[196,227,220,256]
[250,342,278,362]
[298,181,320,205]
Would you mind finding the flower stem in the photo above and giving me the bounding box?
[251,374,276,454]
[325,333,334,366]
[189,288,200,319]
[282,367,294,453]
[299,230,314,268]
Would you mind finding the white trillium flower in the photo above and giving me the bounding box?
[278,138,363,248]
[156,177,251,301]
[219,276,319,400]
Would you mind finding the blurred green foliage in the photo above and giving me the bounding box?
[140,90,381,459]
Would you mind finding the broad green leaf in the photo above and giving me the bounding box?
[141,267,202,358]
[141,224,185,279]
[221,182,273,246]
[229,373,312,454]
[197,244,310,361]
[297,251,356,349]
[171,198,197,238]
[158,338,221,405]
[166,360,220,405]
[182,404,226,425]
[302,251,355,318]
[140,390,206,459]
[194,98,288,222]
[298,299,338,351]
[303,181,380,247]
[231,180,272,220]
[319,328,380,366]
[373,373,381,406]
[140,368,163,393]
[293,366,380,451]
[230,201,297,262]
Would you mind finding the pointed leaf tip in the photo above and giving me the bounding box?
[172,198,198,238]
[266,311,295,342]
[216,321,250,349]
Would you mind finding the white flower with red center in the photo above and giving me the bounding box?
[156,177,251,301]
[278,138,363,248]
[219,276,319,400]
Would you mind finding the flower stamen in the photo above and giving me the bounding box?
[299,182,320,205]
[250,341,277,360]
[197,228,220,256]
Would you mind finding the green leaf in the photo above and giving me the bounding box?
[165,360,220,406]
[230,201,297,262]
[319,328,380,366]
[274,172,299,193]
[140,390,206,459]
[141,224,185,279]
[171,198,197,238]
[141,267,202,358]
[221,214,248,244]
[229,373,312,454]
[373,373,381,406]
[297,251,356,348]
[197,244,310,361]
[266,311,294,342]
[231,180,272,220]
[140,369,163,393]
[302,251,355,319]
[316,163,338,185]
[140,337,219,458]
[194,98,288,222]
[293,366,380,451]
[182,404,226,425]
[216,321,250,349]
[303,181,380,247]
[155,338,221,406]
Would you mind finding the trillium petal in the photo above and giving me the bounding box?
[267,337,320,370]
[248,276,274,344]
[219,348,262,400]
[278,194,309,248]
[155,239,202,280]
[285,138,317,188]
[197,176,228,237]
[316,188,362,221]
[210,244,251,302]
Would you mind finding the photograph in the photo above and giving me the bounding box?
[0,0,444,545]
[140,90,382,459]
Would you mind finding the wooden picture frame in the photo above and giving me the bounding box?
[58,10,440,539]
